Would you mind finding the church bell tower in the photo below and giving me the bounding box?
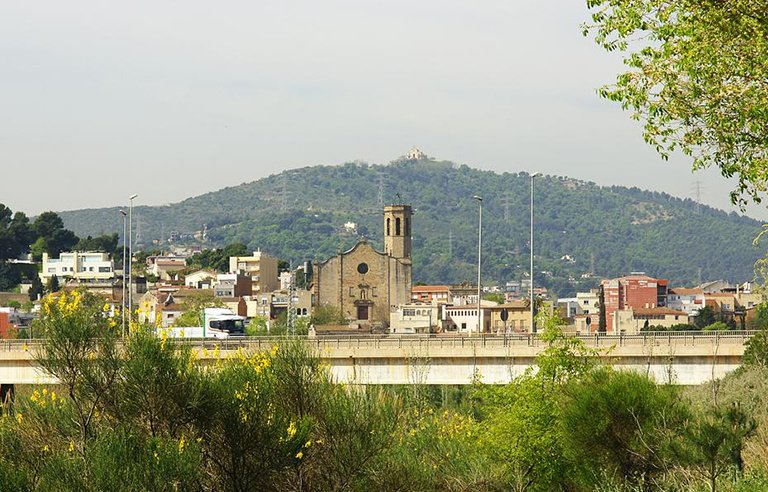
[383,204,412,259]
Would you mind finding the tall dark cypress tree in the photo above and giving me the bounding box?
[28,275,44,301]
[47,275,60,293]
[599,285,607,333]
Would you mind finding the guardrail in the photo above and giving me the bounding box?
[0,331,757,353]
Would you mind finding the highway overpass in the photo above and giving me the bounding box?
[0,332,753,388]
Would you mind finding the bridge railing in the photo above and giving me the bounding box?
[0,331,756,353]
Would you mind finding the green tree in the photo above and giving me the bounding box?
[47,275,60,293]
[32,212,79,257]
[0,263,20,292]
[482,291,505,304]
[0,205,32,261]
[28,275,44,301]
[704,321,730,331]
[584,0,768,207]
[743,330,768,367]
[695,306,717,329]
[560,368,686,489]
[478,313,597,491]
[598,285,607,333]
[75,234,119,257]
[310,305,347,326]
[673,406,756,492]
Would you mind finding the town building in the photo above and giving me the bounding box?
[411,285,451,303]
[229,251,279,295]
[614,307,689,333]
[390,302,440,334]
[185,269,218,289]
[138,287,213,328]
[214,273,252,299]
[601,273,669,332]
[704,292,739,315]
[312,204,413,327]
[450,281,478,302]
[489,301,529,333]
[443,304,492,334]
[557,297,579,319]
[41,252,115,283]
[697,280,733,293]
[576,289,600,316]
[145,255,186,281]
[667,288,705,316]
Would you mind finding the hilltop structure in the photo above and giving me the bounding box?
[312,204,413,327]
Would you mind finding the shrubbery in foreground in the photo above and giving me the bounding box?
[1,291,768,491]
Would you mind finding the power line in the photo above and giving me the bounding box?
[503,194,512,222]
[377,173,385,209]
[281,174,289,212]
[691,181,703,214]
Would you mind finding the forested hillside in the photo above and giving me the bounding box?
[58,159,765,296]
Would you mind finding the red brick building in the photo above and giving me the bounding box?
[601,273,669,332]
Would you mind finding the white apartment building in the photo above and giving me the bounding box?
[41,252,114,283]
[390,303,440,334]
[576,289,600,316]
[667,288,705,316]
[443,305,492,334]
[229,251,279,294]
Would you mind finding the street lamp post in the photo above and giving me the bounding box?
[530,173,539,333]
[128,194,138,331]
[119,210,127,337]
[473,195,483,335]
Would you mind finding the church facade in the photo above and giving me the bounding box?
[313,205,413,326]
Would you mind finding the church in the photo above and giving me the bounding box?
[312,204,413,327]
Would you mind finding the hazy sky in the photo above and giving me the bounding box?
[2,0,766,219]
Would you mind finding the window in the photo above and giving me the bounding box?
[386,218,390,236]
[357,263,368,274]
[349,287,355,297]
[403,309,416,316]
[395,217,401,235]
[360,288,367,300]
[372,287,377,297]
[99,267,111,273]
[405,217,410,236]
[461,322,467,330]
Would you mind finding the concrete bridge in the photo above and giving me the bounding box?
[0,332,753,388]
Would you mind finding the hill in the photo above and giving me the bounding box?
[58,159,766,296]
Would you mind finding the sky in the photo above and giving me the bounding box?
[2,0,766,220]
